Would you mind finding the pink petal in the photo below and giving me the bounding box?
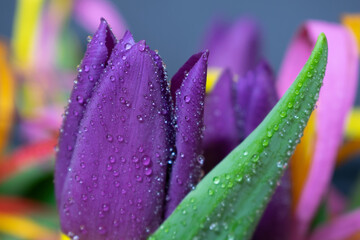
[277,21,358,239]
[327,187,347,218]
[309,209,360,240]
[73,0,127,37]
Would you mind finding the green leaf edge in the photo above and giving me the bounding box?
[150,33,328,240]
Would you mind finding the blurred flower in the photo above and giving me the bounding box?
[0,0,359,238]
[55,19,208,239]
[0,41,15,154]
[277,20,359,240]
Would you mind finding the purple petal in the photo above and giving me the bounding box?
[170,52,204,102]
[203,17,260,76]
[165,51,208,217]
[202,69,239,172]
[58,39,174,239]
[236,60,278,138]
[55,19,116,205]
[252,171,291,240]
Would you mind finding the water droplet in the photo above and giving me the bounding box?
[251,154,260,162]
[106,134,114,142]
[262,139,269,147]
[80,162,86,168]
[76,95,84,104]
[117,135,124,143]
[144,168,152,176]
[81,194,87,201]
[136,175,142,182]
[106,164,113,171]
[108,155,116,163]
[184,95,191,103]
[102,203,109,212]
[213,176,220,185]
[138,42,146,51]
[208,189,214,196]
[137,115,144,122]
[132,156,139,163]
[287,102,294,109]
[209,222,218,231]
[142,155,151,166]
[197,155,205,165]
[98,226,107,235]
[125,43,132,50]
[235,174,243,182]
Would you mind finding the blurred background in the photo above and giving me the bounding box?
[0,0,359,239]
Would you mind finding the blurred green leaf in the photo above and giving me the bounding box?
[0,164,56,205]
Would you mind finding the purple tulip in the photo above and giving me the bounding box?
[55,19,208,240]
[166,52,208,217]
[203,61,278,172]
[201,16,268,172]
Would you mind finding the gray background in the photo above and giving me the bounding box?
[1,1,359,78]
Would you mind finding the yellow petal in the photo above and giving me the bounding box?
[206,68,222,93]
[0,42,15,154]
[12,0,45,68]
[61,233,71,240]
[342,14,360,55]
[0,213,56,239]
[290,111,317,211]
[345,108,360,139]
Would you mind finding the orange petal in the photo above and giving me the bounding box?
[342,14,360,55]
[336,139,360,166]
[290,111,317,211]
[0,42,15,154]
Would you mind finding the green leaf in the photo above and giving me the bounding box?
[151,33,328,240]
